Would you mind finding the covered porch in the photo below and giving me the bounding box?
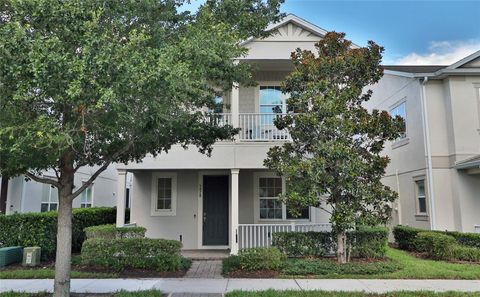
[116,168,331,254]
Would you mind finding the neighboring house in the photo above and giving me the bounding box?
[365,51,480,233]
[0,164,120,214]
[115,14,334,254]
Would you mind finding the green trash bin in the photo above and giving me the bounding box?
[23,247,41,267]
[0,246,23,267]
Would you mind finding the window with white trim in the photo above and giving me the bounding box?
[151,173,177,216]
[80,183,93,208]
[41,184,58,212]
[390,101,407,139]
[415,180,427,215]
[257,175,310,220]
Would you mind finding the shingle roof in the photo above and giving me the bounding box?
[382,65,447,74]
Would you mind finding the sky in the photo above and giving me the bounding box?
[182,0,480,65]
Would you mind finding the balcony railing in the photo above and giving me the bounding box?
[208,113,292,142]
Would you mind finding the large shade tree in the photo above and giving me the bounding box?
[265,32,404,263]
[0,0,283,296]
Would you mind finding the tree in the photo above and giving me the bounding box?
[264,32,404,263]
[0,1,283,296]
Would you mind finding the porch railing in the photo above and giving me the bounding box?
[238,222,332,250]
[239,113,291,141]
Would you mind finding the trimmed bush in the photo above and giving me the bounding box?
[0,207,116,259]
[237,247,286,271]
[272,226,389,259]
[272,231,333,258]
[415,232,457,260]
[451,245,480,262]
[84,224,146,240]
[81,238,182,272]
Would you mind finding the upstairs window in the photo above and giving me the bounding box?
[41,184,58,212]
[80,183,93,208]
[415,180,427,215]
[390,101,407,139]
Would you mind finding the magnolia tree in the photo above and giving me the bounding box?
[265,32,404,263]
[0,1,283,296]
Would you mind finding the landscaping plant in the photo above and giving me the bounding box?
[265,32,404,263]
[0,1,283,296]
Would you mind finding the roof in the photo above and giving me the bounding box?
[240,13,360,49]
[382,65,447,73]
[454,155,480,170]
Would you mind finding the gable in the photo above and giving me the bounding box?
[459,56,480,68]
[262,22,322,42]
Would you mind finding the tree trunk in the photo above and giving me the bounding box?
[336,231,347,264]
[54,154,75,297]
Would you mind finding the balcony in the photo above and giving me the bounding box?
[208,113,292,142]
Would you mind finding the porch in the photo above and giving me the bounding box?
[115,169,331,254]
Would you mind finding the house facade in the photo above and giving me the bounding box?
[366,52,480,233]
[0,164,122,214]
[115,15,333,254]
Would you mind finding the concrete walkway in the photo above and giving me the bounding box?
[1,279,480,294]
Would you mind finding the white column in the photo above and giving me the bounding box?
[230,169,240,255]
[231,83,240,141]
[116,170,127,227]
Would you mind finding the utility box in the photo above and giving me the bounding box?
[22,247,41,267]
[0,246,23,267]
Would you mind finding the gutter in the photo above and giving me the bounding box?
[420,77,437,230]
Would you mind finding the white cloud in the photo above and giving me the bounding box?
[394,40,480,65]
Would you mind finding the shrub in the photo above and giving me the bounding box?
[415,232,457,260]
[237,247,286,271]
[451,245,480,262]
[0,207,116,259]
[282,258,402,276]
[222,255,241,274]
[81,238,182,272]
[84,224,146,240]
[445,231,480,249]
[348,226,389,259]
[272,231,333,258]
[392,225,420,251]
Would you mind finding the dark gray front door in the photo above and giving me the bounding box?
[203,175,229,246]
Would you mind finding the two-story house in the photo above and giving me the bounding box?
[366,51,480,233]
[115,14,334,254]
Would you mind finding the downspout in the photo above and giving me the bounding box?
[420,77,437,230]
[395,169,402,225]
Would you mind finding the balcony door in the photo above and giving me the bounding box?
[257,86,288,140]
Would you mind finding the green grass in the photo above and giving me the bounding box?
[0,290,164,297]
[0,268,118,279]
[281,248,480,279]
[226,291,480,297]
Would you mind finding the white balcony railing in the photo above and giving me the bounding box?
[238,222,332,249]
[239,113,291,141]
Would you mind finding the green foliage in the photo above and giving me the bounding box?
[81,238,182,272]
[84,224,146,240]
[0,207,116,259]
[272,232,333,258]
[282,258,402,276]
[226,290,480,297]
[348,226,389,259]
[222,255,241,274]
[415,232,457,260]
[264,32,403,251]
[237,247,286,271]
[451,245,480,262]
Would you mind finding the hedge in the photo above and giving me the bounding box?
[81,238,182,272]
[236,247,286,271]
[84,224,146,240]
[414,231,480,262]
[393,225,480,251]
[272,226,389,259]
[0,207,116,259]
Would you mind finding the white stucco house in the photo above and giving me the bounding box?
[366,51,480,234]
[115,14,334,254]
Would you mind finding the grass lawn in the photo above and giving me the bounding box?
[226,291,480,297]
[0,268,118,279]
[0,290,164,297]
[281,248,480,279]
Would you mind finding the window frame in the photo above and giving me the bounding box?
[259,86,288,114]
[80,181,94,208]
[151,172,177,216]
[390,99,408,140]
[413,177,428,217]
[40,182,58,212]
[254,172,310,222]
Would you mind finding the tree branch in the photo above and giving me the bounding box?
[25,172,60,188]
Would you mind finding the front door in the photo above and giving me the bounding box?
[202,175,229,246]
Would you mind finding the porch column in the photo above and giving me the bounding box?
[230,169,240,255]
[231,82,240,142]
[116,170,127,227]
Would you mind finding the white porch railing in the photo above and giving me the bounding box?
[239,113,291,141]
[238,222,332,250]
[206,113,232,127]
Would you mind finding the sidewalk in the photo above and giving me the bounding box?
[1,278,480,294]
